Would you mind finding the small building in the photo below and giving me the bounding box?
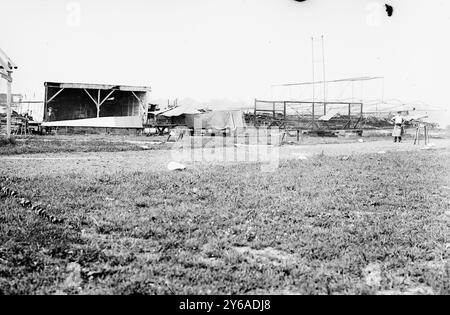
[42,82,151,129]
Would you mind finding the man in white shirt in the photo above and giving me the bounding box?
[391,112,404,143]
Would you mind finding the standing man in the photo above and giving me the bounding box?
[47,107,54,122]
[391,111,405,143]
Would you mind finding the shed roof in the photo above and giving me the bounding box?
[44,82,151,92]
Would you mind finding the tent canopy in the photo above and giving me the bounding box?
[185,110,245,130]
[159,105,202,117]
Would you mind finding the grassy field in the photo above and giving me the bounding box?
[0,132,423,156]
[0,136,154,155]
[1,148,449,295]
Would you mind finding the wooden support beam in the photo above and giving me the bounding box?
[254,99,257,127]
[46,88,64,104]
[84,89,99,106]
[256,100,363,105]
[97,90,101,118]
[84,89,100,118]
[414,127,418,145]
[6,73,12,138]
[131,91,147,117]
[99,90,115,107]
[44,85,49,121]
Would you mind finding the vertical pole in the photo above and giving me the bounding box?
[273,102,275,119]
[380,77,385,114]
[6,74,12,139]
[311,37,315,105]
[360,80,364,103]
[97,90,100,118]
[144,91,149,125]
[351,82,354,103]
[417,126,420,145]
[414,126,418,145]
[254,99,257,127]
[321,35,326,106]
[44,85,48,121]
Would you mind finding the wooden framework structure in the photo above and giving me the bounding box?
[253,99,364,130]
[44,82,151,127]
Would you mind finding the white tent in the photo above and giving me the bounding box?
[185,110,245,130]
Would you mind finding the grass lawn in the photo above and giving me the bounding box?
[0,136,152,155]
[0,150,449,294]
[0,133,401,156]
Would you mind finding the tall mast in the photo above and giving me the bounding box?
[311,37,315,104]
[321,35,326,105]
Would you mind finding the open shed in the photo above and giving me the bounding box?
[42,82,151,128]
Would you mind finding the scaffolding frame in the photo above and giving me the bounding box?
[253,99,364,131]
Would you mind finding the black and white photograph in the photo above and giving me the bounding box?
[1,0,449,299]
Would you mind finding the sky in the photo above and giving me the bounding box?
[1,0,449,126]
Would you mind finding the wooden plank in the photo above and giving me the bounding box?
[84,89,99,106]
[256,99,363,105]
[99,90,115,107]
[46,88,64,103]
[46,82,151,92]
[44,84,48,121]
